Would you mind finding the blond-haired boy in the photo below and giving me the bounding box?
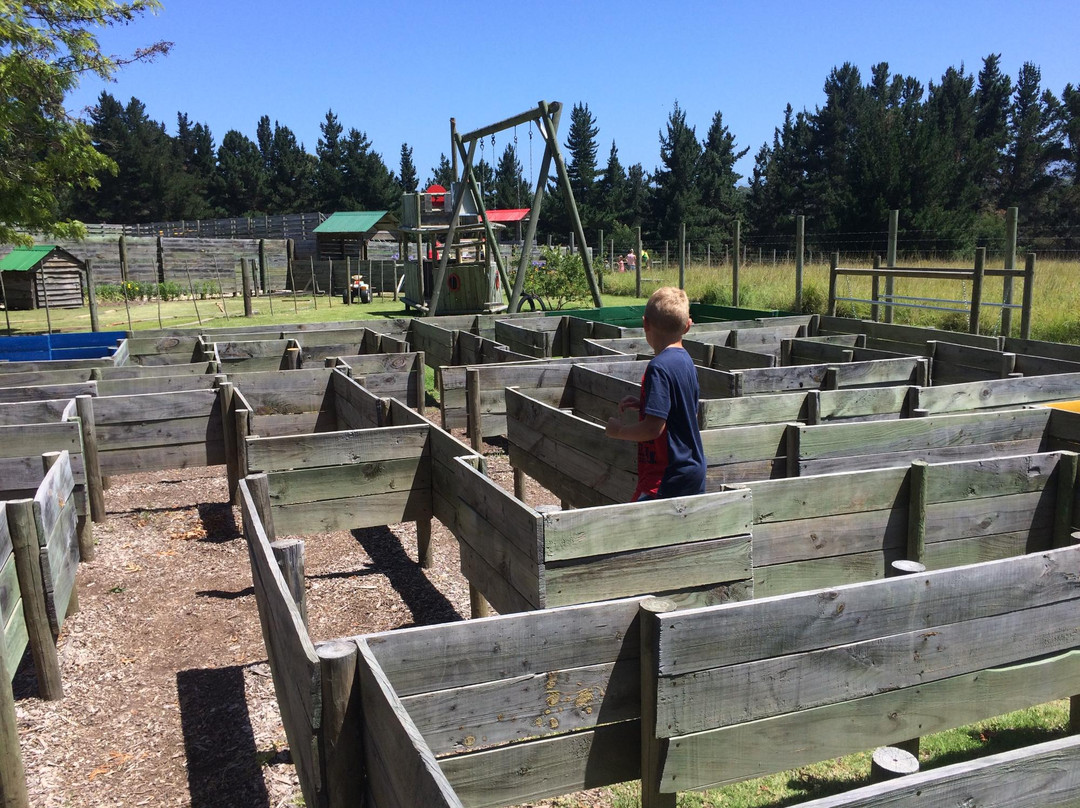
[606,287,705,500]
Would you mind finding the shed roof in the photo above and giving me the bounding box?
[0,245,59,271]
[486,209,531,223]
[313,211,398,235]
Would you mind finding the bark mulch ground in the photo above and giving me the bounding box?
[12,426,617,808]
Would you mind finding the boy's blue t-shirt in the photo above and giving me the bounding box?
[634,346,706,499]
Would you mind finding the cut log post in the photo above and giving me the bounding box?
[217,379,239,504]
[0,653,29,808]
[640,597,678,808]
[469,585,490,619]
[75,395,106,525]
[1053,451,1078,549]
[7,500,63,700]
[316,640,364,807]
[240,258,253,317]
[416,518,433,569]
[870,746,919,783]
[466,369,483,452]
[271,539,307,627]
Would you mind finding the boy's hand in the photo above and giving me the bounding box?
[605,417,621,437]
[618,395,640,413]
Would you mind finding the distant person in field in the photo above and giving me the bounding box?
[606,287,705,500]
[617,255,625,272]
[641,249,650,269]
[626,249,637,273]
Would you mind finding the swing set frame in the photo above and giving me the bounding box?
[426,100,602,316]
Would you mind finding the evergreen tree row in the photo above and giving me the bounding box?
[63,53,1080,256]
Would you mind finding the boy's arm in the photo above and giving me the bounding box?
[606,413,666,442]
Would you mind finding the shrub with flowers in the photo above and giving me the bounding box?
[513,246,592,310]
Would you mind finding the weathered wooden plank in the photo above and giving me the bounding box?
[91,388,218,423]
[747,466,909,523]
[99,441,224,474]
[0,367,91,388]
[509,443,619,509]
[918,372,1080,414]
[542,489,751,561]
[796,408,1050,460]
[931,341,1012,375]
[658,650,1080,791]
[266,457,427,506]
[736,363,828,394]
[794,733,1080,808]
[272,487,430,536]
[409,319,455,368]
[404,659,636,755]
[545,533,752,607]
[751,507,906,567]
[365,596,643,695]
[0,398,74,426]
[252,412,330,438]
[817,316,999,351]
[246,426,430,473]
[752,550,886,598]
[95,416,223,450]
[439,722,639,808]
[0,381,96,403]
[448,457,540,563]
[708,345,775,371]
[656,547,1080,676]
[922,530,1045,569]
[815,386,908,422]
[798,438,1045,476]
[699,391,808,428]
[99,360,215,378]
[1004,336,1080,363]
[356,639,468,808]
[701,422,790,466]
[924,489,1053,542]
[457,540,538,614]
[95,374,217,396]
[834,357,926,388]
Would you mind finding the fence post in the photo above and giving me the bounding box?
[871,255,881,322]
[732,220,741,307]
[827,252,839,316]
[156,236,166,284]
[970,247,985,334]
[1021,253,1035,340]
[240,258,253,317]
[8,500,63,700]
[85,259,100,332]
[217,379,239,504]
[884,210,898,323]
[795,215,805,313]
[75,395,106,525]
[1002,206,1018,337]
[259,238,268,294]
[272,539,307,626]
[1053,452,1078,549]
[640,597,677,808]
[636,226,643,299]
[317,640,364,808]
[0,647,29,808]
[678,223,686,291]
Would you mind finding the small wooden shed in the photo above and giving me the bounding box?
[0,245,85,310]
[313,211,400,260]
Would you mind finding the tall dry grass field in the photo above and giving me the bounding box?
[603,255,1080,342]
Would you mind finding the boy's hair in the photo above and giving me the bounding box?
[645,287,690,337]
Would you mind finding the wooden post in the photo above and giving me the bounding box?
[156,235,166,284]
[1021,253,1035,340]
[217,380,239,504]
[271,539,307,626]
[907,460,928,566]
[75,395,106,524]
[513,468,526,502]
[416,518,433,569]
[732,220,740,306]
[258,238,268,294]
[39,264,52,334]
[240,258,254,317]
[8,500,63,700]
[236,409,251,482]
[872,257,881,324]
[466,369,483,452]
[678,223,686,291]
[795,215,805,312]
[85,259,100,332]
[286,237,296,294]
[970,247,985,334]
[1053,452,1078,549]
[885,210,898,324]
[316,640,364,807]
[640,597,677,808]
[309,257,318,311]
[828,253,839,316]
[0,651,29,808]
[636,227,643,299]
[870,746,919,783]
[469,586,490,619]
[1002,206,1018,337]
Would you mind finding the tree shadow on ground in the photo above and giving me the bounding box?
[177,664,279,808]
[350,525,462,626]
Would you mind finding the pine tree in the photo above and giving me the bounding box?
[428,154,455,188]
[595,141,627,231]
[653,101,703,241]
[1002,62,1064,224]
[697,110,748,246]
[493,143,528,210]
[315,109,345,210]
[216,129,266,216]
[399,143,418,194]
[973,54,1013,210]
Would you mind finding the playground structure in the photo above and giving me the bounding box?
[401,101,602,317]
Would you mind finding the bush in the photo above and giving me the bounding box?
[797,282,827,314]
[698,282,732,306]
[512,247,592,310]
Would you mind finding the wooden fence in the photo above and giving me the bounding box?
[265,545,1080,808]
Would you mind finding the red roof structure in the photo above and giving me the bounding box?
[485,209,531,223]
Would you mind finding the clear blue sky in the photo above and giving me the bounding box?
[66,0,1080,188]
